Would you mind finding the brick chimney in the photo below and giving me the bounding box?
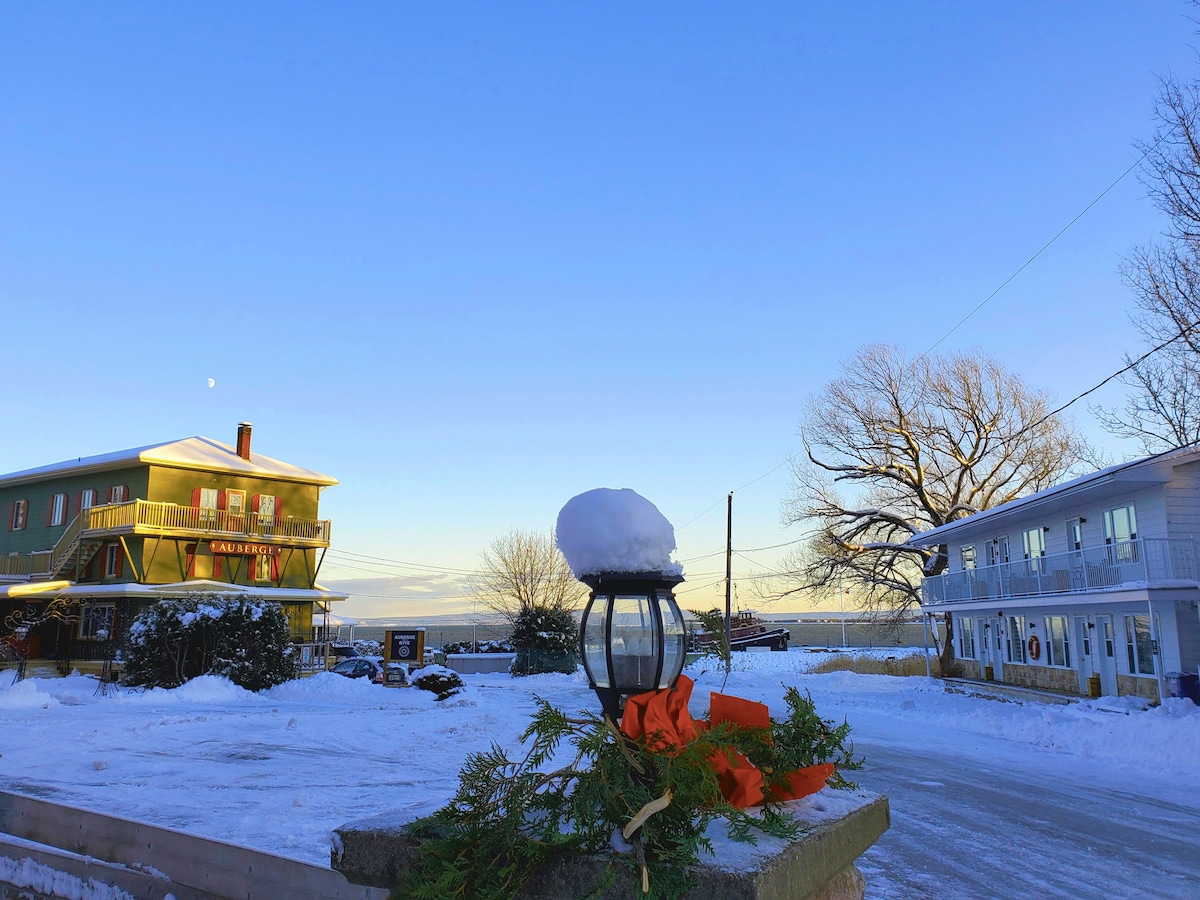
[236,422,253,460]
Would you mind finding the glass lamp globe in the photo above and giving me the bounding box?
[578,571,687,721]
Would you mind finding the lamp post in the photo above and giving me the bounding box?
[12,624,30,684]
[578,571,688,722]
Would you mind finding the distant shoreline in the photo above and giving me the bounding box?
[338,621,935,651]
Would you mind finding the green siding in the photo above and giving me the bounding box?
[0,466,149,557]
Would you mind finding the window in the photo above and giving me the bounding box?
[104,544,122,577]
[1104,504,1138,564]
[1044,616,1071,667]
[1101,618,1115,660]
[254,493,276,521]
[1067,518,1083,552]
[193,487,219,526]
[49,492,68,526]
[80,489,97,510]
[1006,616,1026,663]
[985,536,1009,567]
[1124,615,1156,676]
[79,605,115,641]
[1022,527,1045,567]
[961,545,976,570]
[9,499,28,531]
[254,554,275,582]
[109,485,129,504]
[958,617,975,658]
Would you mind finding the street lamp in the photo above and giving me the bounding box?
[12,624,30,684]
[578,571,688,722]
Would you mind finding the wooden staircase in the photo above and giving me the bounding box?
[47,513,101,580]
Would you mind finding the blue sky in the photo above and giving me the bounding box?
[3,3,1197,617]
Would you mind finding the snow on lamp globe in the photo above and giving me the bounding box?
[556,488,688,722]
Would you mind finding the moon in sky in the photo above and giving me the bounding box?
[207,378,216,388]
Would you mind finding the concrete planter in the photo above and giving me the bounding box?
[332,790,889,900]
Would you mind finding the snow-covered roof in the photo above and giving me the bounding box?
[0,578,349,603]
[906,444,1200,547]
[0,437,337,488]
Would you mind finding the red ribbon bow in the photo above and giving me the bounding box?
[620,674,835,809]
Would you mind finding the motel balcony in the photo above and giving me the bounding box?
[0,499,332,582]
[920,537,1200,608]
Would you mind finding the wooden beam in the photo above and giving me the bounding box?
[312,547,328,589]
[118,536,142,584]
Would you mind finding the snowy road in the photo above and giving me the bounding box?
[847,713,1200,899]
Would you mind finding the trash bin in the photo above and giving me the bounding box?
[1180,672,1200,705]
[1165,672,1184,698]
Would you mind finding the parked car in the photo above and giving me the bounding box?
[374,661,409,686]
[329,658,381,680]
[328,644,359,660]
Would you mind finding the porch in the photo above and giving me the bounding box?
[0,499,332,581]
[920,537,1200,607]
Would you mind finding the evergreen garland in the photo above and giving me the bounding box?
[394,688,862,900]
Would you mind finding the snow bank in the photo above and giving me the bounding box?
[267,671,381,701]
[556,488,682,578]
[0,678,62,709]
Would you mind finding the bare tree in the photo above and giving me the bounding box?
[1092,340,1200,454]
[1097,78,1200,449]
[468,529,586,627]
[781,344,1091,670]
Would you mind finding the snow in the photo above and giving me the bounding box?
[0,436,337,488]
[1,651,1199,898]
[556,488,683,578]
[0,853,136,900]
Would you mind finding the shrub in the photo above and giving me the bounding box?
[443,638,513,655]
[411,665,465,700]
[123,594,294,691]
[509,605,577,676]
[809,652,940,678]
[353,639,383,657]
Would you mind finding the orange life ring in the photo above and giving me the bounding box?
[1027,634,1041,661]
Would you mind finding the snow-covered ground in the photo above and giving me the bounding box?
[2,650,1198,899]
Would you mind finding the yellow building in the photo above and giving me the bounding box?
[0,423,345,674]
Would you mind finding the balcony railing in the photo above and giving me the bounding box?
[920,537,1200,607]
[0,552,51,579]
[76,499,332,545]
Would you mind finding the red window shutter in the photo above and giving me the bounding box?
[251,494,261,513]
[270,554,280,582]
[115,546,123,578]
[274,497,282,518]
[62,493,69,522]
[191,488,202,507]
[217,490,227,511]
[8,501,13,531]
[214,556,224,580]
[46,497,54,526]
[185,543,196,578]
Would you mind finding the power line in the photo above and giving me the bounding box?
[326,548,476,576]
[921,133,1172,359]
[1022,317,1200,435]
[675,457,793,532]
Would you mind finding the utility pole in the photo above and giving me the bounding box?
[725,492,733,676]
